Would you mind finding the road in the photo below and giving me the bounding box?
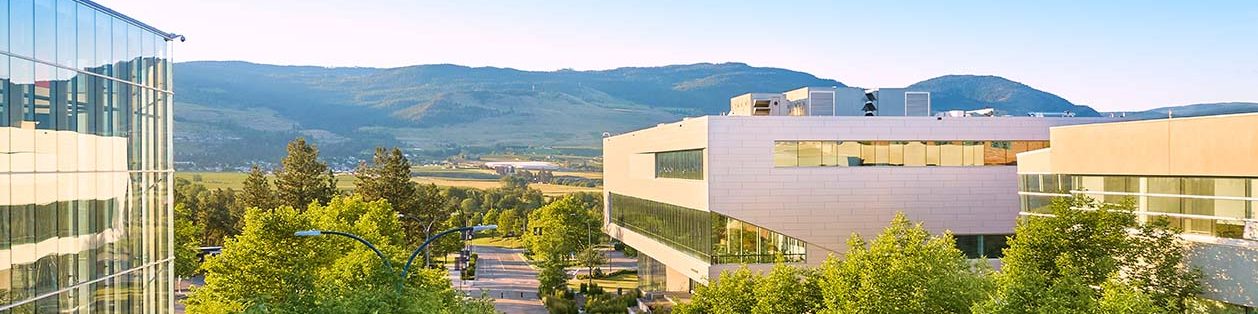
[457,245,547,314]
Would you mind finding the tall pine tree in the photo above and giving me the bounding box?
[239,164,276,212]
[274,138,337,210]
[354,147,417,212]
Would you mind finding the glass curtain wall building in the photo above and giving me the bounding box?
[0,0,178,312]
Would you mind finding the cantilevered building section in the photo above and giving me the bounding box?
[0,0,180,312]
[603,92,1107,293]
[1017,113,1258,311]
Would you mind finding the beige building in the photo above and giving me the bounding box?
[603,108,1107,293]
[1017,113,1258,311]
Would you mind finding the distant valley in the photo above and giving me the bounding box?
[172,61,1256,169]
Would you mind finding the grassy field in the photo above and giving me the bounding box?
[177,171,600,196]
[567,272,638,290]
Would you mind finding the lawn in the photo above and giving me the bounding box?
[567,272,638,290]
[467,236,525,249]
[177,171,600,196]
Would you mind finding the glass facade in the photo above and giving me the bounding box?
[654,149,702,180]
[636,252,666,292]
[609,193,807,264]
[774,140,1048,167]
[1019,174,1257,240]
[0,0,176,312]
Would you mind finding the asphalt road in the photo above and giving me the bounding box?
[458,245,547,314]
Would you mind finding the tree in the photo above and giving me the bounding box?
[185,196,494,313]
[174,203,203,278]
[537,259,569,297]
[523,195,597,261]
[575,246,607,286]
[482,208,500,234]
[274,137,337,209]
[355,147,417,212]
[818,212,991,314]
[752,263,822,314]
[496,208,522,237]
[499,175,529,190]
[239,164,276,211]
[973,195,1200,314]
[674,267,757,314]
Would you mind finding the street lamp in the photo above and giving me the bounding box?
[294,224,497,294]
[568,213,597,287]
[402,225,496,281]
[397,213,438,267]
[293,230,395,274]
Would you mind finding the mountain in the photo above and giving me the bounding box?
[1113,102,1258,120]
[173,62,1114,168]
[173,61,844,168]
[907,75,1100,116]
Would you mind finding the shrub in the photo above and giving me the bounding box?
[585,293,636,314]
[543,295,578,314]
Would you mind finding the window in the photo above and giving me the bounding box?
[954,234,1013,258]
[1020,175,1257,240]
[773,142,798,167]
[655,149,703,179]
[774,140,1049,168]
[610,193,807,264]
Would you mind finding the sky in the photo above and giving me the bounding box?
[98,0,1258,112]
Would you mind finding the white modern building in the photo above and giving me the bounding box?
[603,91,1108,293]
[1017,113,1258,312]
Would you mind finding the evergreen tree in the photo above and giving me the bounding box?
[239,164,276,211]
[274,138,337,209]
[355,147,417,212]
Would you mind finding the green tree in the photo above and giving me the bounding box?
[537,259,569,297]
[274,137,337,209]
[459,198,480,213]
[186,196,493,313]
[482,208,500,235]
[818,212,991,314]
[499,175,529,190]
[575,246,607,285]
[239,164,276,212]
[752,263,823,314]
[194,188,243,246]
[355,147,417,212]
[496,208,522,237]
[174,203,203,278]
[973,195,1200,314]
[674,267,757,314]
[523,195,597,261]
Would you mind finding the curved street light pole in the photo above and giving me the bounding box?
[293,229,406,293]
[295,224,497,295]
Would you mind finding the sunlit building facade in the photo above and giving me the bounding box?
[0,0,178,312]
[1017,113,1258,312]
[603,107,1107,293]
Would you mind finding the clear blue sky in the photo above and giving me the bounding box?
[100,0,1257,111]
